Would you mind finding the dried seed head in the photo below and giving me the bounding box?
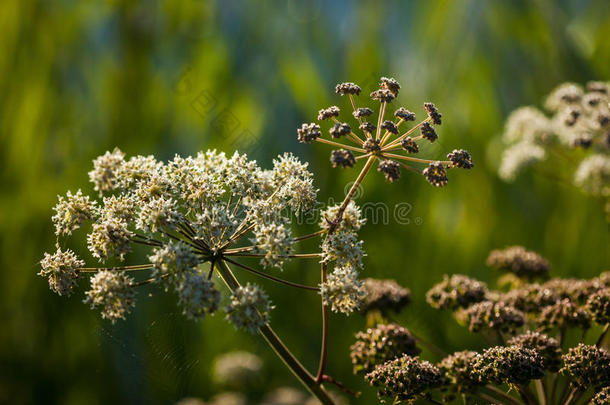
[317,106,340,121]
[297,122,321,143]
[424,102,442,125]
[585,288,610,325]
[176,273,221,320]
[320,264,366,314]
[329,122,351,139]
[330,149,356,168]
[401,137,419,153]
[394,107,416,121]
[423,162,448,187]
[84,270,135,323]
[351,323,420,374]
[225,283,273,334]
[380,77,400,96]
[447,149,474,169]
[335,82,362,96]
[438,350,481,393]
[543,278,599,305]
[501,283,559,313]
[426,274,488,310]
[370,89,395,103]
[359,121,376,134]
[353,107,373,119]
[365,355,443,402]
[472,346,545,385]
[363,138,381,153]
[361,278,411,315]
[378,160,400,182]
[507,331,562,372]
[486,246,550,280]
[420,121,438,142]
[560,344,610,390]
[537,298,591,331]
[463,300,525,333]
[39,248,84,296]
[380,120,398,134]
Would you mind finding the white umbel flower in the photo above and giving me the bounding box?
[39,248,84,296]
[84,270,135,322]
[321,230,365,269]
[176,273,220,320]
[574,154,610,196]
[499,141,546,182]
[252,222,294,269]
[320,264,365,314]
[225,283,273,333]
[52,190,97,236]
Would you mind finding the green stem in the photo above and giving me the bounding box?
[215,260,335,405]
[483,386,524,405]
[596,323,609,347]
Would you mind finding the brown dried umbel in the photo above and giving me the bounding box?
[361,278,411,315]
[537,298,591,331]
[298,77,472,187]
[462,300,525,333]
[330,149,356,169]
[501,283,559,313]
[471,345,545,386]
[350,323,420,374]
[507,331,562,372]
[560,343,610,390]
[585,287,610,325]
[593,386,610,405]
[438,350,481,394]
[365,354,444,402]
[426,274,488,310]
[486,246,550,280]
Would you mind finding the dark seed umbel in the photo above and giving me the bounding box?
[329,122,351,139]
[423,162,448,187]
[508,331,562,372]
[370,89,395,103]
[395,107,416,121]
[447,149,474,169]
[486,246,550,280]
[378,160,400,182]
[401,137,419,153]
[330,149,356,169]
[363,138,381,153]
[463,300,525,333]
[380,77,400,96]
[426,274,488,310]
[537,298,591,331]
[380,120,398,134]
[438,350,481,394]
[335,82,361,96]
[471,345,545,386]
[317,106,340,121]
[353,107,373,119]
[421,121,438,142]
[297,123,321,143]
[585,288,610,325]
[424,102,442,125]
[359,121,376,134]
[361,278,411,315]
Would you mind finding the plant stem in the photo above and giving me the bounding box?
[215,260,335,405]
[316,137,365,153]
[483,386,524,405]
[596,323,609,347]
[534,379,546,405]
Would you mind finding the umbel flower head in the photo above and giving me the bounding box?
[461,300,525,333]
[537,298,591,331]
[350,323,420,374]
[320,263,366,314]
[365,354,444,402]
[298,77,473,187]
[41,149,328,323]
[438,350,481,394]
[507,331,562,372]
[586,287,610,324]
[471,345,545,385]
[360,278,411,315]
[560,343,610,390]
[426,274,488,310]
[486,246,550,280]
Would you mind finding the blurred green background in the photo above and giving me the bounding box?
[1,0,609,404]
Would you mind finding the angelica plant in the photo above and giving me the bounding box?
[498,81,610,220]
[351,246,610,404]
[40,77,472,404]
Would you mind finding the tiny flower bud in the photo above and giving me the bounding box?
[297,122,321,143]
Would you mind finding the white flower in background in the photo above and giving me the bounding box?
[575,154,610,196]
[499,142,546,182]
[175,273,220,320]
[503,106,552,144]
[213,351,263,387]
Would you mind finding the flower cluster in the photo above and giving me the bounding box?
[426,274,488,310]
[365,355,444,402]
[298,77,473,186]
[560,344,610,390]
[350,323,420,374]
[486,245,550,280]
[360,278,411,315]
[471,345,545,385]
[225,283,274,334]
[498,80,610,220]
[212,351,263,388]
[319,264,366,314]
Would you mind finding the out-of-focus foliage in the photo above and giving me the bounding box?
[1,0,609,404]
